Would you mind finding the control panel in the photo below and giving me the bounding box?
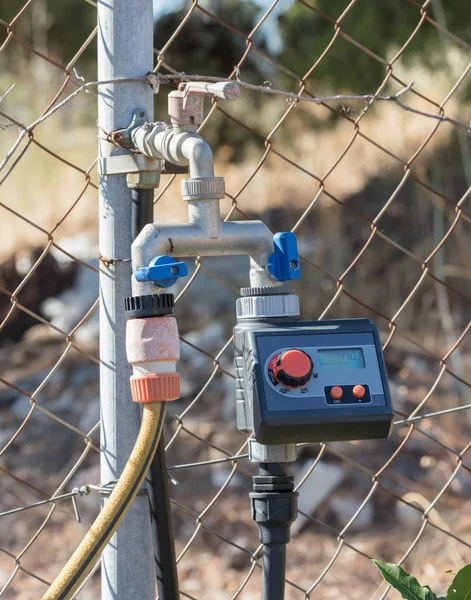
[234,318,393,445]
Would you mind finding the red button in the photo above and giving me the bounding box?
[353,385,366,398]
[330,386,343,399]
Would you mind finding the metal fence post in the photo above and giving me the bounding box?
[97,1,155,598]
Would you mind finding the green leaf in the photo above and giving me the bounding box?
[373,561,439,600]
[447,565,471,600]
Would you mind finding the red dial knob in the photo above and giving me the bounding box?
[274,349,313,388]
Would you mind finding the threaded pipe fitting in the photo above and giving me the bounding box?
[181,177,225,201]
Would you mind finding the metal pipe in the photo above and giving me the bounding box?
[97,0,156,598]
[187,199,221,237]
[179,131,215,177]
[129,83,281,292]
[178,133,221,238]
[132,125,222,237]
[132,127,215,178]
[131,221,278,295]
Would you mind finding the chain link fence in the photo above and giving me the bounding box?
[1,0,471,598]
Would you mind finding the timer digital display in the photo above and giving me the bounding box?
[318,348,365,369]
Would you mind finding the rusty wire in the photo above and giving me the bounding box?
[1,0,471,598]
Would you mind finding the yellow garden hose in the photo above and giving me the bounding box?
[42,402,166,600]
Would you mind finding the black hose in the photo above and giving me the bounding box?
[251,463,298,600]
[262,544,286,600]
[131,187,180,600]
[131,188,154,241]
[147,438,180,599]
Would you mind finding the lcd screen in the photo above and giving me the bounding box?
[318,348,365,369]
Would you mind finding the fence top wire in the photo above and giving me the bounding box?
[1,0,471,598]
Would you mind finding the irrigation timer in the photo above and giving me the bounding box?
[234,317,394,445]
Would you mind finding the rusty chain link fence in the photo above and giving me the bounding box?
[1,0,471,598]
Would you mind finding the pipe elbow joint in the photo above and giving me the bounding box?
[132,124,215,180]
[180,133,215,178]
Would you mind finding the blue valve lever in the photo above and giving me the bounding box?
[135,255,189,288]
[267,232,301,282]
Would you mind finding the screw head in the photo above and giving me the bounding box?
[170,266,178,275]
[290,260,298,269]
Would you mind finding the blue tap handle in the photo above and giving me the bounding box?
[135,255,189,288]
[267,232,301,282]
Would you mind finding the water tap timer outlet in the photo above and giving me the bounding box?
[135,255,189,288]
[233,318,394,445]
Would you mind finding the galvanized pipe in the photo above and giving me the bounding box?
[130,83,281,292]
[187,199,221,237]
[132,126,215,177]
[97,0,156,598]
[131,220,279,296]
[132,125,221,237]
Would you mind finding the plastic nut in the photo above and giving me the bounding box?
[130,373,180,403]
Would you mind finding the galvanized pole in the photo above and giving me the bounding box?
[97,1,155,598]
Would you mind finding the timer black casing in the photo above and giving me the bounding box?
[233,318,394,445]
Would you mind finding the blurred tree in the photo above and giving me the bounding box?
[1,0,264,79]
[3,0,470,94]
[2,0,470,158]
[153,0,271,160]
[154,0,266,79]
[277,0,471,93]
[0,0,96,72]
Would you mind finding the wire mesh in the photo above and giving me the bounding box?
[1,1,471,599]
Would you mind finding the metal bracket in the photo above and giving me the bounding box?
[97,154,163,176]
[94,480,148,498]
[107,107,189,176]
[97,153,163,189]
[111,108,149,148]
[162,162,189,175]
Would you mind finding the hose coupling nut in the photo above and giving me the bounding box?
[130,373,180,403]
[126,315,180,403]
